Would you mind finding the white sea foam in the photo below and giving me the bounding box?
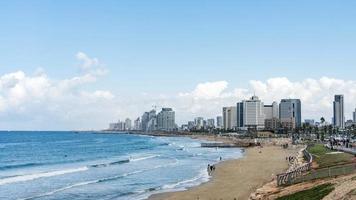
[129,155,159,162]
[18,170,145,200]
[0,167,89,186]
[19,180,96,200]
[162,168,209,190]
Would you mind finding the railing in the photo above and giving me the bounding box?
[292,163,356,184]
[276,147,313,186]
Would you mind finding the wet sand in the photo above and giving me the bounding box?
[149,145,298,200]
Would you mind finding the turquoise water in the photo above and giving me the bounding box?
[0,131,243,200]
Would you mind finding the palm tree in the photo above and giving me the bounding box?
[320,117,325,125]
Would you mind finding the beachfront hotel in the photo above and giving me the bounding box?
[236,95,265,130]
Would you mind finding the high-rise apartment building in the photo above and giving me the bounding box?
[194,117,204,130]
[156,108,175,131]
[125,118,132,130]
[279,99,302,128]
[353,108,356,123]
[216,116,223,128]
[207,118,215,128]
[264,101,279,120]
[222,107,237,130]
[236,96,265,129]
[333,95,345,129]
[133,117,141,130]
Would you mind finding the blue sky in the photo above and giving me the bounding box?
[0,1,356,129]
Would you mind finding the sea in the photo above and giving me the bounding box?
[0,131,243,200]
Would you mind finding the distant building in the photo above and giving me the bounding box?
[194,117,204,130]
[333,95,345,129]
[216,116,223,128]
[304,119,315,126]
[280,118,295,130]
[109,123,117,130]
[279,99,301,128]
[156,108,175,131]
[141,112,150,131]
[133,117,141,130]
[264,101,279,120]
[345,120,355,127]
[264,101,279,130]
[125,118,132,130]
[353,108,356,123]
[187,121,195,130]
[180,124,189,131]
[147,117,156,131]
[265,118,280,130]
[141,109,157,131]
[207,118,215,128]
[237,96,265,130]
[108,120,126,131]
[236,102,244,128]
[223,106,237,130]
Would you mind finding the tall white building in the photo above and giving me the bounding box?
[157,108,175,131]
[141,112,149,131]
[133,117,141,130]
[207,118,215,128]
[216,116,223,128]
[242,95,265,129]
[125,118,132,130]
[264,101,279,120]
[222,106,237,130]
[194,117,204,130]
[353,108,356,123]
[333,95,345,129]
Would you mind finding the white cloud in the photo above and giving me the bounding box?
[76,52,100,70]
[179,81,228,99]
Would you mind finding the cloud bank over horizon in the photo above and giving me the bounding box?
[0,53,355,130]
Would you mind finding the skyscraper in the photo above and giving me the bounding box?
[125,118,132,130]
[133,117,141,130]
[207,118,215,128]
[156,108,175,131]
[353,108,356,123]
[279,99,302,128]
[141,112,149,131]
[264,101,279,120]
[236,102,244,128]
[236,96,265,129]
[241,95,265,129]
[222,107,237,130]
[216,116,223,128]
[194,117,204,130]
[333,95,345,129]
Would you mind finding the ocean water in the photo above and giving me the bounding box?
[0,131,243,200]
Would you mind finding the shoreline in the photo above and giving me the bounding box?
[98,130,296,199]
[149,144,299,200]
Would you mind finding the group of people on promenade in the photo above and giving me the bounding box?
[286,155,296,164]
[329,137,352,149]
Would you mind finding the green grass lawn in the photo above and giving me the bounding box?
[307,144,354,168]
[276,183,335,200]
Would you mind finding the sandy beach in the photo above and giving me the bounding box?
[150,145,298,200]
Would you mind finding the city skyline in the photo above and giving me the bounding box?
[1,1,356,130]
